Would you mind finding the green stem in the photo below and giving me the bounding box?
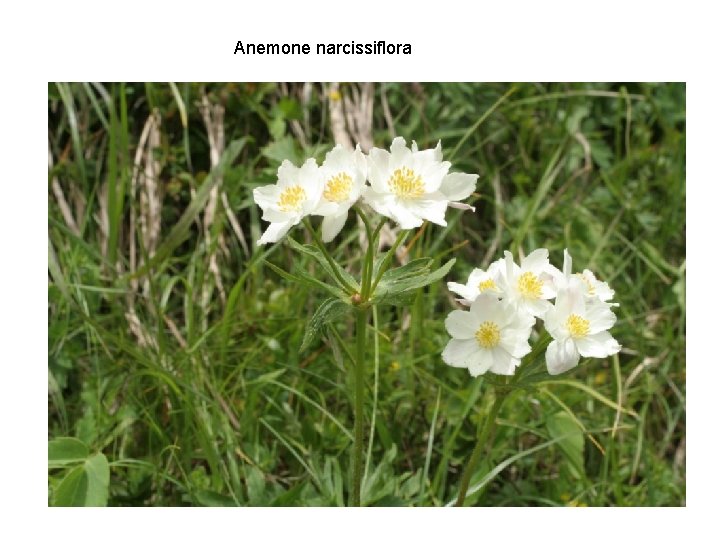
[355,208,376,300]
[454,387,510,507]
[351,307,368,506]
[370,229,410,295]
[303,218,356,294]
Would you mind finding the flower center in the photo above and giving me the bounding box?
[517,272,543,299]
[278,185,307,212]
[565,314,590,338]
[388,167,425,199]
[576,273,596,296]
[323,172,353,203]
[475,321,500,349]
[478,279,498,293]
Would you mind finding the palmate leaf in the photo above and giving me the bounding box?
[300,298,351,353]
[372,258,456,307]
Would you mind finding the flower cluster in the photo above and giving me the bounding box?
[252,137,479,245]
[443,249,621,377]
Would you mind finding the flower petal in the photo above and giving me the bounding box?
[445,310,479,339]
[489,347,520,376]
[442,338,478,368]
[586,300,617,332]
[440,172,478,201]
[321,210,348,243]
[408,198,448,227]
[257,219,295,246]
[545,339,580,375]
[576,331,621,358]
[467,349,494,376]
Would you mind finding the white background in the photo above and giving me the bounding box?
[0,0,710,537]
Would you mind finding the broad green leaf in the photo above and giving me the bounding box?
[53,453,110,507]
[300,298,351,353]
[48,437,89,466]
[372,258,456,306]
[546,411,585,479]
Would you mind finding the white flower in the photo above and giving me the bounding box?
[253,159,323,245]
[556,249,616,303]
[544,282,621,375]
[362,137,478,229]
[498,249,561,318]
[447,260,505,305]
[442,295,535,377]
[313,144,368,242]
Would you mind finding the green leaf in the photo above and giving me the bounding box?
[53,453,110,507]
[287,237,359,291]
[300,298,350,353]
[195,489,237,507]
[372,258,456,307]
[546,411,585,479]
[48,437,89,466]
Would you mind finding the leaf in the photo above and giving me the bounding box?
[372,258,456,307]
[48,437,89,466]
[546,411,585,479]
[300,298,351,353]
[53,453,109,507]
[195,489,237,507]
[287,237,360,291]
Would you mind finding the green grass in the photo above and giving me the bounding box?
[48,82,686,506]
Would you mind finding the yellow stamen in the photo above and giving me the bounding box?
[278,185,306,212]
[475,321,500,349]
[478,279,498,293]
[388,167,425,199]
[323,172,353,203]
[517,272,543,299]
[565,314,590,338]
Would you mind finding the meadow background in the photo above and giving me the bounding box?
[48,82,686,506]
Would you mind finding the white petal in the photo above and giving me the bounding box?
[321,210,348,242]
[257,219,295,245]
[388,137,411,170]
[545,339,580,375]
[440,172,478,201]
[361,187,395,219]
[576,331,621,358]
[390,202,424,229]
[442,338,478,368]
[277,160,299,187]
[408,198,448,226]
[489,347,520,375]
[562,249,573,278]
[499,329,532,359]
[367,147,390,192]
[448,201,475,212]
[521,248,549,273]
[469,295,505,323]
[586,300,617,332]
[253,185,280,209]
[445,310,479,339]
[447,282,479,302]
[467,349,494,376]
